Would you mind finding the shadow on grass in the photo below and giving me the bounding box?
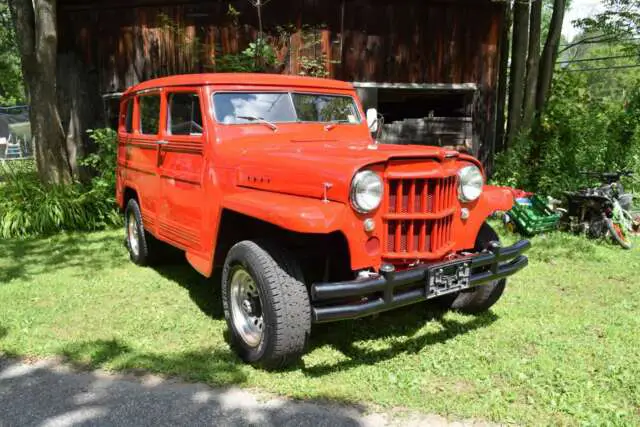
[58,339,246,387]
[152,246,224,320]
[150,252,498,376]
[0,231,125,283]
[302,306,499,376]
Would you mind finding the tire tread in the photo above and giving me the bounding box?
[222,240,311,368]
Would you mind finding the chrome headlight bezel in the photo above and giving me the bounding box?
[350,170,384,214]
[458,165,484,202]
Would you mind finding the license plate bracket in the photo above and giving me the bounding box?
[427,261,471,296]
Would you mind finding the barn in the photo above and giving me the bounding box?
[57,0,509,166]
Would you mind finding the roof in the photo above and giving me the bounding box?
[124,73,354,95]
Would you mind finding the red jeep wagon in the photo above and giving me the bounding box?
[116,73,530,368]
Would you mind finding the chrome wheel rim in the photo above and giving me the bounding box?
[127,212,140,256]
[230,268,264,347]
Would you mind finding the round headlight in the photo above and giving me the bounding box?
[458,165,484,202]
[351,171,383,213]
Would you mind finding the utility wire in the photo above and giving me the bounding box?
[560,64,640,72]
[557,54,639,64]
[558,36,640,54]
[559,36,640,47]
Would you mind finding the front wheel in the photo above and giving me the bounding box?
[606,218,633,249]
[434,223,507,314]
[222,241,311,369]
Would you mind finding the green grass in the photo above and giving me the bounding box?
[1,228,639,425]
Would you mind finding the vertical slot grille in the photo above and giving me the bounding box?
[384,175,457,260]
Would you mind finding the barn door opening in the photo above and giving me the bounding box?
[354,83,478,154]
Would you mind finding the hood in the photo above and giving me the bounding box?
[217,132,470,203]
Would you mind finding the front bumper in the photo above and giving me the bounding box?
[310,240,531,323]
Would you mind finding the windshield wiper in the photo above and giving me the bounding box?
[237,115,278,131]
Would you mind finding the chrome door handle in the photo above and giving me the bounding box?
[157,140,169,146]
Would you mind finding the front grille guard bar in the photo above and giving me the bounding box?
[310,239,531,323]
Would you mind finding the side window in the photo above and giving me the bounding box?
[124,99,134,133]
[139,95,161,135]
[168,93,203,136]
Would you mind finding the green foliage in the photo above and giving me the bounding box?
[299,55,329,78]
[82,128,118,200]
[577,0,640,52]
[0,129,120,238]
[215,39,278,73]
[298,27,330,78]
[559,32,640,100]
[0,0,24,106]
[494,72,640,195]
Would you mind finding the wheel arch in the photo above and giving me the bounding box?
[121,186,140,212]
[213,209,352,284]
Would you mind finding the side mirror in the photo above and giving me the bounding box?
[366,108,379,133]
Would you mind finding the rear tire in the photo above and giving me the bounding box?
[436,223,507,314]
[222,240,311,369]
[124,199,155,266]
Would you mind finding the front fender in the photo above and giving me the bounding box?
[481,185,516,212]
[453,185,515,249]
[222,191,347,234]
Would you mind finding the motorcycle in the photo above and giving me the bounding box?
[557,171,637,249]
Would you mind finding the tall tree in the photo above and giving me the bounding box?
[505,0,531,148]
[8,0,72,184]
[495,2,513,155]
[522,0,542,129]
[536,0,567,111]
[0,0,24,106]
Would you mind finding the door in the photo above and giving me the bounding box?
[157,88,206,251]
[126,91,163,235]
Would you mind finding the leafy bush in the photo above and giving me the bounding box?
[82,128,118,196]
[216,39,279,73]
[0,129,120,238]
[493,72,640,196]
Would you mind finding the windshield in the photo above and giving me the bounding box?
[213,92,361,124]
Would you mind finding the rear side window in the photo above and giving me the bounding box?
[124,99,134,133]
[139,95,161,135]
[168,93,203,136]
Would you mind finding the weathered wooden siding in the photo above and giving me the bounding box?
[58,0,504,88]
[58,0,505,160]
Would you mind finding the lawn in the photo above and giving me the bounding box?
[1,228,639,425]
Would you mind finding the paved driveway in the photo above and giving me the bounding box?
[0,358,494,427]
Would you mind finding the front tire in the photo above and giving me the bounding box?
[436,223,507,314]
[606,218,633,249]
[222,241,311,369]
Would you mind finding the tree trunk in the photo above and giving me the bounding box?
[522,0,541,130]
[57,53,103,182]
[495,1,512,155]
[9,0,73,184]
[505,0,530,149]
[536,0,566,112]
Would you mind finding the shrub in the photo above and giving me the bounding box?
[493,72,640,196]
[0,129,120,239]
